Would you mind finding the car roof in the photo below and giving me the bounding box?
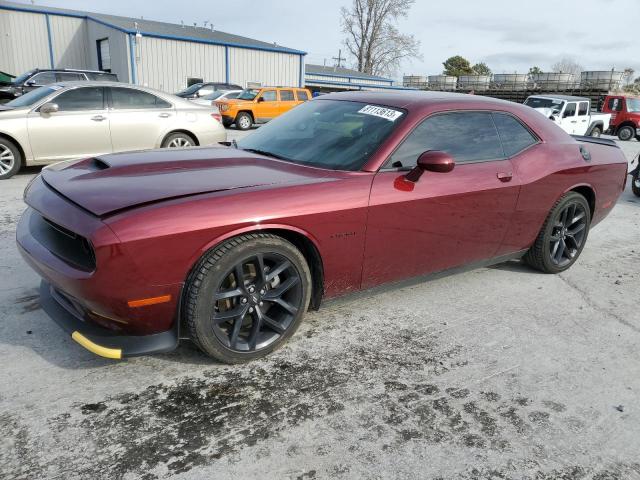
[318,90,521,109]
[528,94,590,102]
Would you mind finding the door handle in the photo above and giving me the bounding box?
[158,113,171,118]
[570,120,577,123]
[497,172,513,182]
[91,115,106,121]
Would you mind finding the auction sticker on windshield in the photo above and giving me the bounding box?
[358,105,403,121]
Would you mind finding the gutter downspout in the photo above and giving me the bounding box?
[45,14,55,68]
[128,33,137,84]
[225,46,230,84]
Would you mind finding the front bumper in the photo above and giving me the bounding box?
[40,280,179,359]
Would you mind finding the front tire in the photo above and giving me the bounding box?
[184,233,312,363]
[235,112,253,131]
[0,138,22,180]
[161,132,196,148]
[524,192,591,273]
[617,125,634,141]
[632,171,640,197]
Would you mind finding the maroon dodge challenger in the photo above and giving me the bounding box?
[17,91,627,362]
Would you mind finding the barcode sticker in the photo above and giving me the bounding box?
[358,105,403,121]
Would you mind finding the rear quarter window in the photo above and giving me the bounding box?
[492,113,538,157]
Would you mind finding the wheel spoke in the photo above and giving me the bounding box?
[261,312,286,334]
[247,308,263,350]
[568,211,585,226]
[234,263,246,289]
[266,297,298,315]
[229,310,246,348]
[263,276,299,300]
[254,253,267,285]
[567,223,585,236]
[555,238,566,263]
[214,288,243,301]
[550,239,560,258]
[213,304,248,323]
[266,260,291,282]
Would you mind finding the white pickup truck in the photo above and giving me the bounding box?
[524,94,611,137]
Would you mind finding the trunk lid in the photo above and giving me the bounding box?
[41,146,333,216]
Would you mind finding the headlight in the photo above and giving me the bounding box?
[219,104,229,112]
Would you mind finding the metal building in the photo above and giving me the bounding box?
[0,1,306,92]
[305,64,410,92]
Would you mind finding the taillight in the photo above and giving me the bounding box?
[211,112,222,123]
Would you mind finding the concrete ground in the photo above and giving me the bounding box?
[1,133,640,480]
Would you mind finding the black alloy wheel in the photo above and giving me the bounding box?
[524,192,591,273]
[212,253,303,352]
[184,233,312,363]
[548,201,588,268]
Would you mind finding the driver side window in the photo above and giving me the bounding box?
[385,111,504,168]
[563,103,577,118]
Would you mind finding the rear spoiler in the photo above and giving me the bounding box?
[571,135,618,148]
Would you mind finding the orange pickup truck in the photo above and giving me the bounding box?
[217,86,311,130]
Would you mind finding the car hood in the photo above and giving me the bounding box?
[533,107,556,119]
[40,146,335,216]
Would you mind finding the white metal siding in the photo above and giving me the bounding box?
[86,20,130,82]
[135,36,226,92]
[229,48,299,88]
[49,15,89,69]
[0,10,50,75]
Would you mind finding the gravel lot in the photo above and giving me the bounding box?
[1,133,639,480]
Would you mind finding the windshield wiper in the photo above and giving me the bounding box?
[242,148,289,161]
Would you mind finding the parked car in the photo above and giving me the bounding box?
[217,87,312,130]
[601,95,640,141]
[17,91,627,362]
[524,94,610,137]
[175,82,243,100]
[0,68,118,103]
[190,89,242,106]
[0,82,226,179]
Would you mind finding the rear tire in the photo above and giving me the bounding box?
[235,112,253,131]
[524,192,591,274]
[161,132,196,148]
[632,171,640,197]
[589,126,602,138]
[0,138,21,180]
[617,125,634,141]
[184,233,312,363]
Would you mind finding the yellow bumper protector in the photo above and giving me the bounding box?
[71,331,122,360]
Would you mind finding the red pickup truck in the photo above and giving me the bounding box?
[601,95,640,141]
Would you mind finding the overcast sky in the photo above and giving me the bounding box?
[12,0,640,80]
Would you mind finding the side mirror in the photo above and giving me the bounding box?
[406,150,455,182]
[40,102,59,115]
[257,97,265,103]
[25,80,36,86]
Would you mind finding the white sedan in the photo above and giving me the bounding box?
[0,82,227,179]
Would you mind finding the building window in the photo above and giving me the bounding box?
[97,38,111,72]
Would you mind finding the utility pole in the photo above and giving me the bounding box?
[332,49,346,68]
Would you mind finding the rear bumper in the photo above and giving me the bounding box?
[40,280,179,359]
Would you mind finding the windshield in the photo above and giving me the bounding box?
[177,83,203,95]
[5,86,56,108]
[238,89,260,101]
[237,100,404,171]
[524,97,565,111]
[627,98,640,113]
[12,70,36,85]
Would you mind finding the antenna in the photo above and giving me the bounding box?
[332,49,346,68]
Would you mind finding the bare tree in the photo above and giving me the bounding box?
[341,0,422,77]
[551,57,584,76]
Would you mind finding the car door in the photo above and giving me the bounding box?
[107,87,174,152]
[278,89,297,114]
[362,111,520,289]
[577,101,590,134]
[253,89,279,122]
[559,102,577,134]
[27,86,112,161]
